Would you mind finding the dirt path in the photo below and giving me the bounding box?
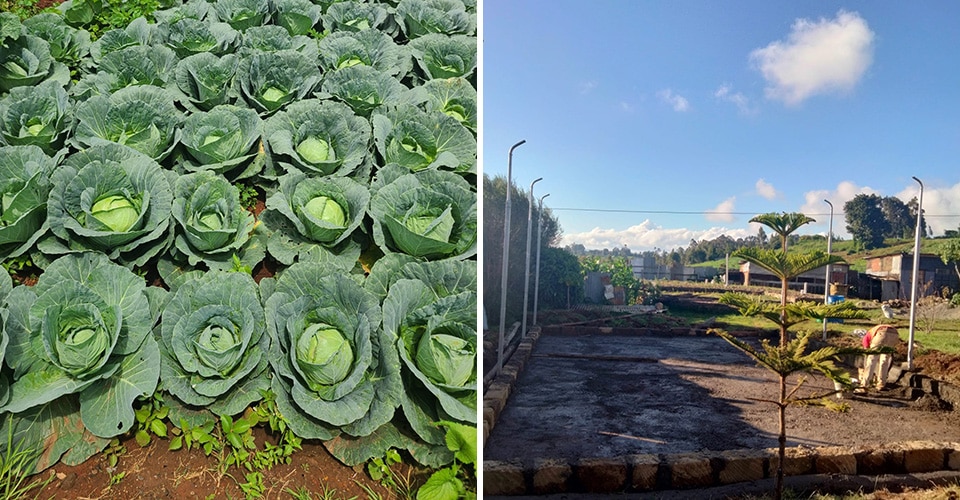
[483,334,960,463]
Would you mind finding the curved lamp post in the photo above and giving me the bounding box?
[497,140,525,375]
[532,193,550,326]
[907,176,924,369]
[823,199,833,340]
[521,177,543,339]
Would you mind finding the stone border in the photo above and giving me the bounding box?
[482,325,960,495]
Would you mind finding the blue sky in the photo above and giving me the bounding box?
[481,1,960,251]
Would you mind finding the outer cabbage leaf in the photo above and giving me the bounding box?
[89,17,156,63]
[0,80,72,155]
[369,166,476,260]
[0,145,57,259]
[317,29,411,79]
[171,170,260,271]
[264,99,369,176]
[237,25,317,59]
[323,2,390,33]
[318,65,409,118]
[154,0,215,24]
[73,45,179,98]
[264,262,400,440]
[213,0,272,31]
[372,104,475,173]
[0,33,70,92]
[174,52,240,112]
[395,0,475,39]
[0,398,109,475]
[72,85,184,161]
[0,12,20,44]
[263,172,369,265]
[159,271,268,416]
[271,0,322,36]
[161,18,239,58]
[22,13,91,69]
[409,34,476,80]
[0,252,160,440]
[0,271,11,407]
[237,49,322,116]
[179,104,264,180]
[42,143,175,268]
[409,76,475,133]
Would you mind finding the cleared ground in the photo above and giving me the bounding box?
[483,333,960,463]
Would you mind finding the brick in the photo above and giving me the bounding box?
[815,447,856,475]
[532,458,572,494]
[627,454,660,491]
[483,461,526,495]
[575,457,628,493]
[768,447,815,477]
[719,450,765,485]
[669,453,714,489]
[856,448,893,475]
[948,450,960,471]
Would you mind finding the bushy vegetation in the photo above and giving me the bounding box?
[0,0,477,498]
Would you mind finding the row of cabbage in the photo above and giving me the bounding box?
[0,0,477,473]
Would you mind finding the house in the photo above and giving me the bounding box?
[863,252,959,301]
[630,256,718,282]
[740,261,850,295]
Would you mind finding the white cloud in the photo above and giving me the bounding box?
[619,101,634,113]
[579,80,598,95]
[750,10,874,105]
[560,220,753,252]
[657,88,690,112]
[705,197,737,222]
[896,182,960,236]
[799,181,879,237]
[715,84,756,115]
[755,179,779,200]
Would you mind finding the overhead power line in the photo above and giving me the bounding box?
[551,207,960,218]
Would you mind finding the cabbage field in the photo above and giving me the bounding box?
[0,0,476,497]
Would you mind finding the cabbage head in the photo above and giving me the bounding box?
[372,104,475,173]
[263,262,400,442]
[22,13,91,69]
[73,45,180,98]
[0,145,57,259]
[271,0,322,36]
[159,271,268,417]
[88,17,156,63]
[369,166,476,260]
[153,0,216,25]
[410,33,476,80]
[264,99,370,176]
[318,65,408,118]
[237,49,322,115]
[395,0,475,39]
[42,143,175,268]
[0,80,73,155]
[0,33,70,92]
[383,259,477,466]
[171,170,260,271]
[174,52,240,112]
[410,76,476,133]
[0,252,161,440]
[323,2,390,33]
[73,85,184,161]
[179,104,264,180]
[317,29,410,79]
[237,25,317,59]
[162,18,239,58]
[263,172,369,265]
[213,0,272,31]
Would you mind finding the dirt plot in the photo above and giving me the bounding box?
[483,334,960,463]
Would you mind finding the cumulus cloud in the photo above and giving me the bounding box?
[755,179,780,200]
[799,181,880,237]
[560,220,753,252]
[715,84,756,115]
[705,197,737,222]
[657,88,690,112]
[896,182,960,236]
[751,10,874,105]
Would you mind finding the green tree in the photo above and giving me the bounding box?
[537,247,583,309]
[939,239,960,284]
[710,212,870,500]
[844,194,888,250]
[881,196,913,239]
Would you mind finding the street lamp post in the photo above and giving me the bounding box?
[497,140,525,375]
[907,176,924,369]
[532,193,550,326]
[521,178,543,339]
[823,199,834,340]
